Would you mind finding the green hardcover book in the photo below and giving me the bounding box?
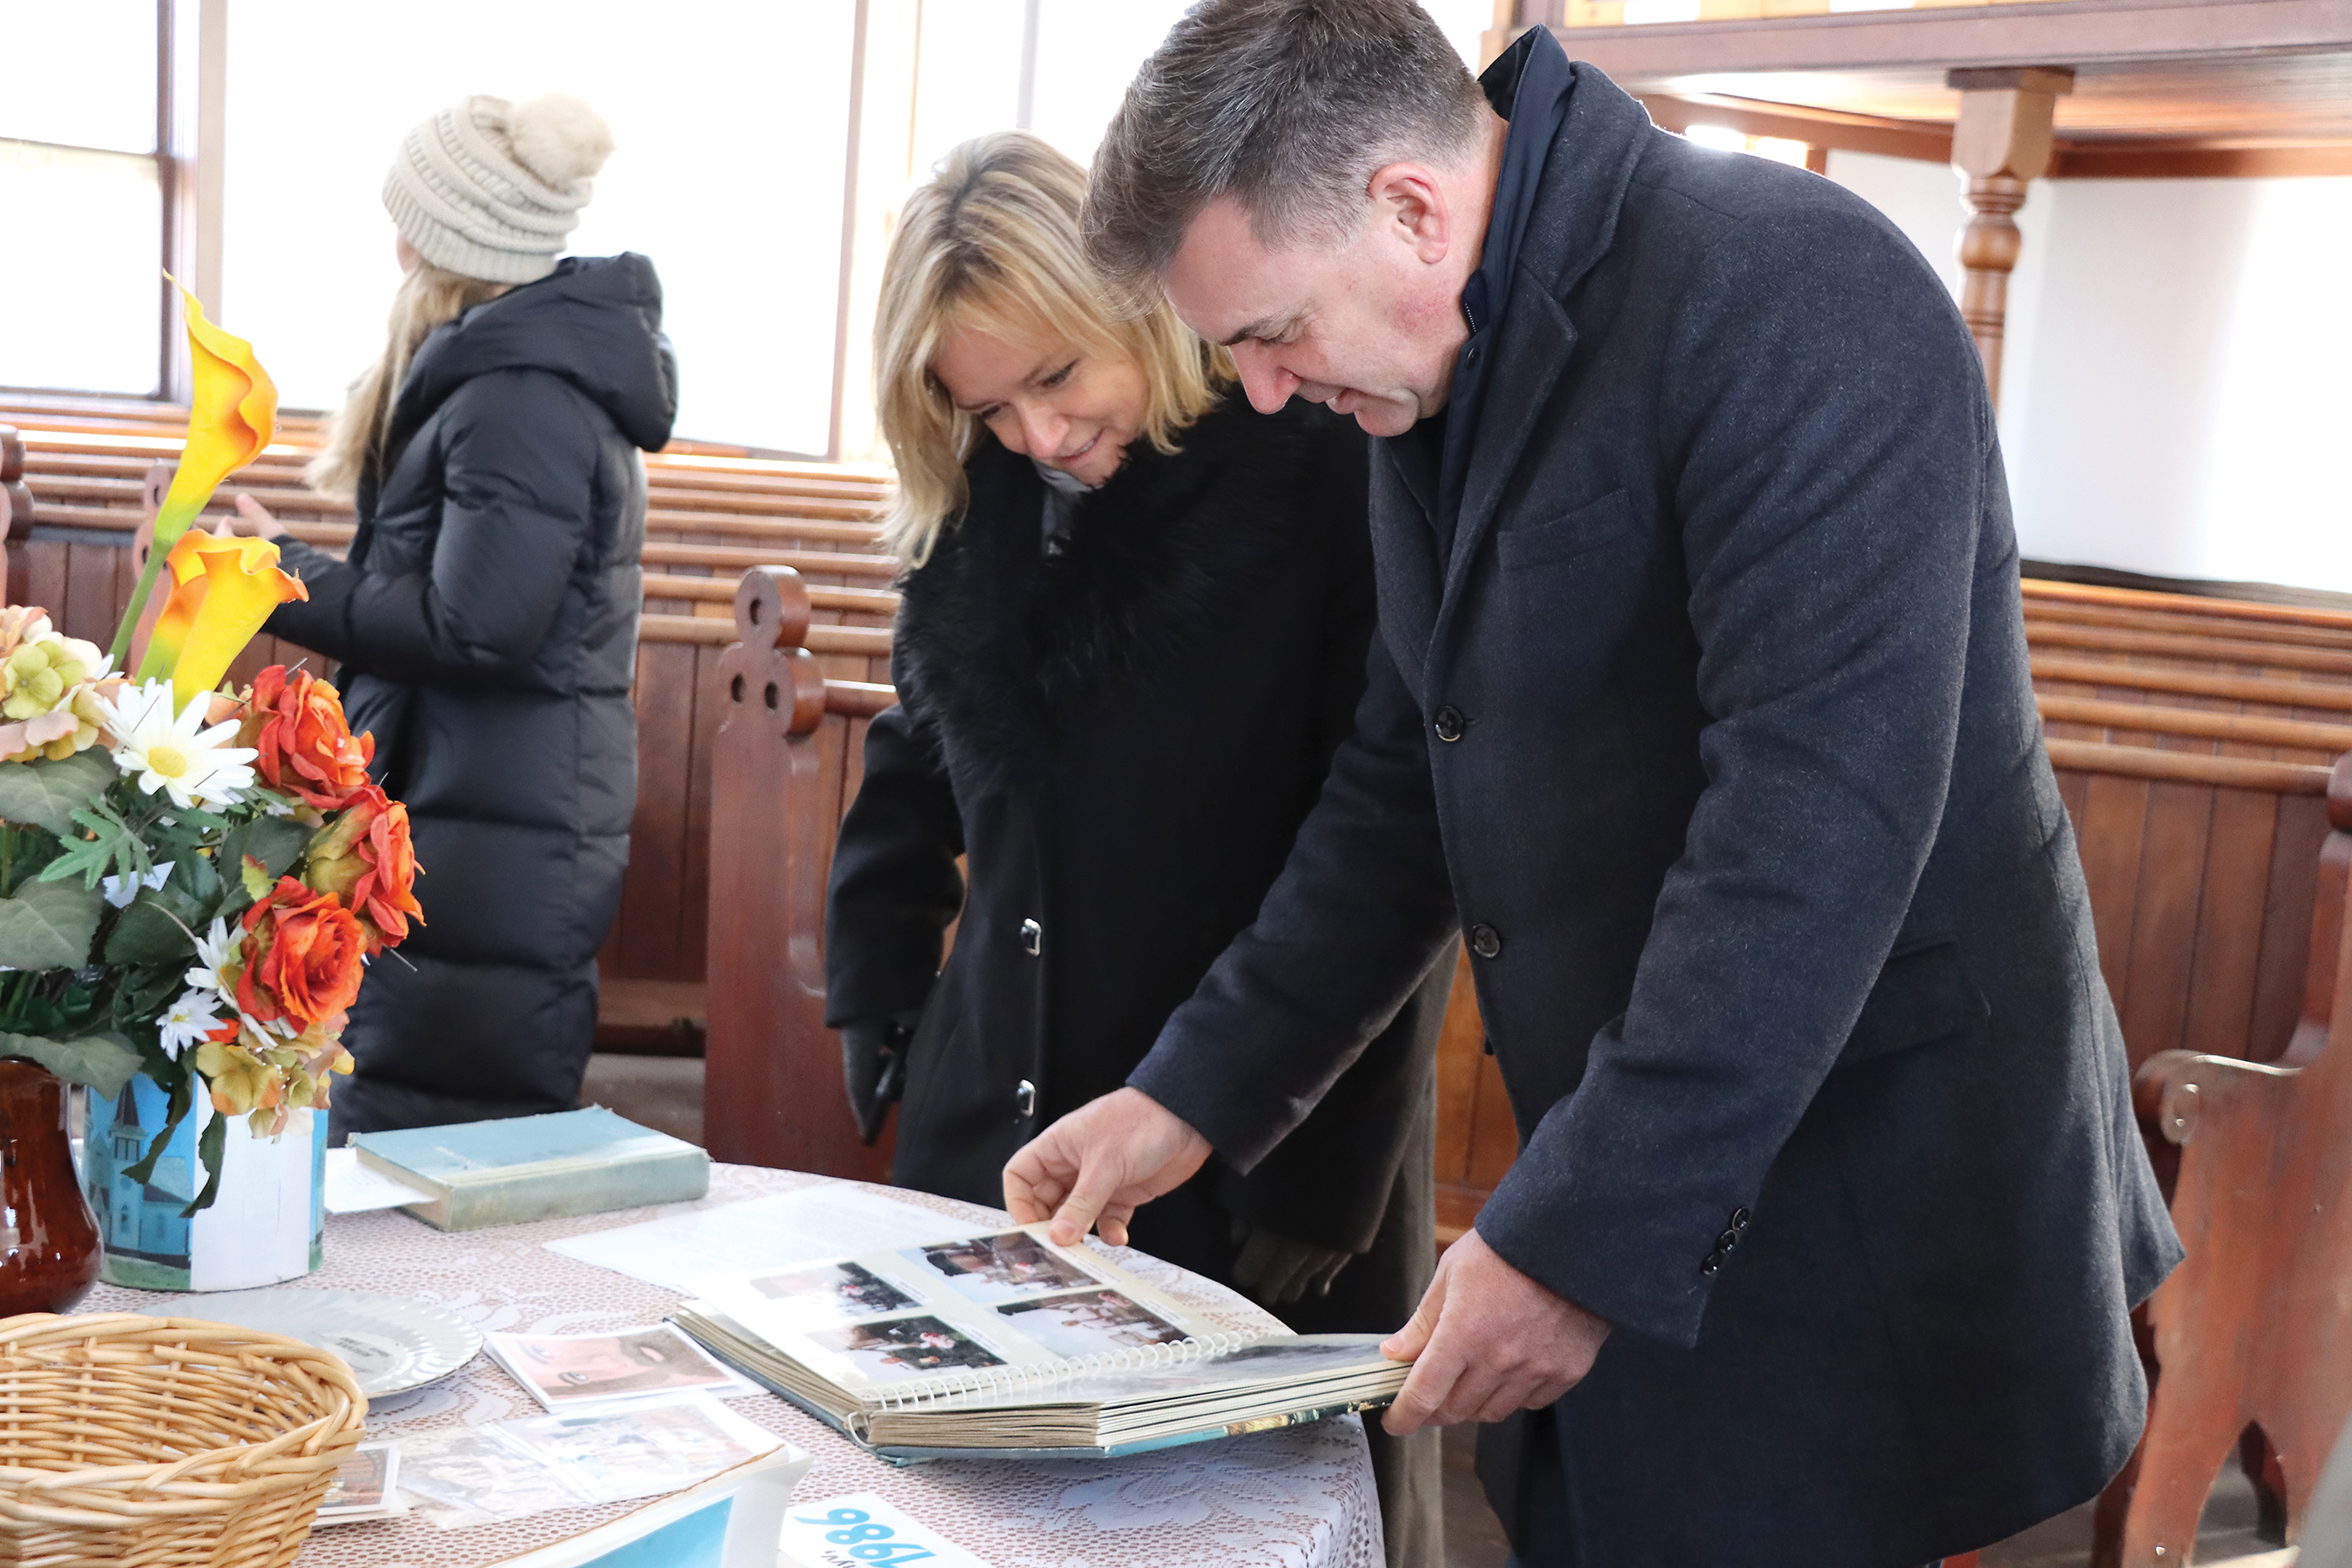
[350,1107,710,1231]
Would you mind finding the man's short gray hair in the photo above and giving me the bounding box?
[1085,0,1489,290]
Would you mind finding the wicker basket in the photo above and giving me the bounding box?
[0,1312,368,1566]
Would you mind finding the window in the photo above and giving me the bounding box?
[0,0,171,396]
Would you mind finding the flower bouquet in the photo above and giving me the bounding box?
[1,286,421,1289]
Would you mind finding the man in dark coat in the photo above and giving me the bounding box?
[1005,4,2182,1564]
[267,253,677,1134]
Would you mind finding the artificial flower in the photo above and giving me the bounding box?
[105,679,259,810]
[138,531,308,707]
[109,283,277,668]
[236,875,365,1035]
[240,666,373,809]
[193,1031,283,1118]
[301,785,422,950]
[157,988,226,1060]
[184,916,240,1006]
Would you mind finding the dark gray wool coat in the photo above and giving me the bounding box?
[824,395,1449,1328]
[270,253,677,1135]
[1127,62,2183,1567]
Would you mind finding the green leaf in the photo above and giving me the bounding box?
[122,1065,193,1186]
[0,1027,141,1096]
[0,751,114,835]
[0,878,104,970]
[183,1109,228,1217]
[39,802,147,891]
[103,889,204,964]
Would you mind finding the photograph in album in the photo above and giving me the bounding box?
[907,1231,1102,1303]
[669,1222,1408,1459]
[802,1315,1010,1382]
[745,1260,919,1322]
[993,1289,1188,1359]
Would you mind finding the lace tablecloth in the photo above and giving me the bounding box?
[79,1164,1382,1568]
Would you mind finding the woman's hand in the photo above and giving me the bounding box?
[225,494,288,542]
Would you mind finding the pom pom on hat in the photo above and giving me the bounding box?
[382,92,615,285]
[507,93,614,187]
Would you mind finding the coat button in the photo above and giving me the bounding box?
[1433,706,1465,743]
[1015,1079,1037,1118]
[1730,1207,1751,1230]
[1019,918,1043,957]
[1700,1253,1722,1276]
[1469,923,1503,959]
[1717,1230,1740,1253]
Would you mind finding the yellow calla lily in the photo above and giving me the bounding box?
[109,280,279,666]
[139,531,309,707]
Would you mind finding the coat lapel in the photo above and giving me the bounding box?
[1426,64,1658,674]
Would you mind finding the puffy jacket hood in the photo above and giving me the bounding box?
[395,252,678,452]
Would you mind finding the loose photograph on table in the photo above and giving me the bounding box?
[994,1288,1189,1360]
[903,1231,1102,1304]
[487,1324,752,1410]
[743,1259,920,1323]
[499,1395,780,1504]
[805,1315,1009,1382]
[316,1441,403,1522]
[396,1427,585,1527]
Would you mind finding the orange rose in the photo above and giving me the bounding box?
[240,665,375,809]
[301,785,423,951]
[237,876,366,1033]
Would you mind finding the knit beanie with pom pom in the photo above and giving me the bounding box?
[382,92,615,284]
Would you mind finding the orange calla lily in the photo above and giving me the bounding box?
[139,531,308,708]
[109,280,279,666]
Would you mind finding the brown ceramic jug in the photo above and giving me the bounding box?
[0,1057,102,1315]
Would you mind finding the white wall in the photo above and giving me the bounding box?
[220,1,854,456]
[1824,150,2352,594]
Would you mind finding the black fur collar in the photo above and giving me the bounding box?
[893,394,1327,794]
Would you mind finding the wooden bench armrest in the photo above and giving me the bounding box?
[2134,1049,2299,1147]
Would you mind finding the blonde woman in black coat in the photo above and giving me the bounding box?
[821,133,1450,1566]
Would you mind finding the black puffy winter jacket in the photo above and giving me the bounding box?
[270,253,678,1134]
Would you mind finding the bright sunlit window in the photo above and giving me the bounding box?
[0,0,165,395]
[1682,125,1813,168]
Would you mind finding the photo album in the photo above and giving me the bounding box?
[667,1224,1409,1459]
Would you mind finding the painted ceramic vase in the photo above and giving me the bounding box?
[84,1077,325,1293]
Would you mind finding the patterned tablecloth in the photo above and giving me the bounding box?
[78,1164,1383,1568]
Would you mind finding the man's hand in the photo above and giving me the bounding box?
[1004,1087,1212,1247]
[1379,1227,1609,1435]
[226,494,288,541]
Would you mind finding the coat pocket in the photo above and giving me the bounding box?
[1835,936,1990,1069]
[1495,488,1637,574]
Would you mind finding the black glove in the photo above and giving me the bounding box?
[840,1018,912,1146]
[1230,1219,1355,1306]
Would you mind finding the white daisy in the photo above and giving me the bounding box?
[158,988,226,1060]
[185,916,240,1003]
[105,680,258,811]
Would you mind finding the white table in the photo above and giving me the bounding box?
[80,1164,1383,1568]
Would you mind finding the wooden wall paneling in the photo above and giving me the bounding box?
[1432,950,1484,1186]
[618,641,698,983]
[678,639,726,985]
[2250,793,2334,1062]
[21,541,66,626]
[2118,779,2219,1061]
[61,542,121,650]
[1464,1052,1519,1193]
[2181,788,2285,1062]
[2075,772,2154,1017]
[2056,762,2091,828]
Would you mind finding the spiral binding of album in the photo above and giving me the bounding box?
[861,1327,1263,1413]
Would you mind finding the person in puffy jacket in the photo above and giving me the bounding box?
[230,93,677,1135]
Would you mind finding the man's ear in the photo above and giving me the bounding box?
[1366,163,1453,267]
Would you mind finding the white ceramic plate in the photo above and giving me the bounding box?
[172,1288,483,1397]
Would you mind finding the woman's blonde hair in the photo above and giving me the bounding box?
[307,260,508,498]
[874,131,1229,566]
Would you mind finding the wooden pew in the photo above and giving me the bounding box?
[2099,753,2352,1565]
[0,400,900,1054]
[703,566,897,1175]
